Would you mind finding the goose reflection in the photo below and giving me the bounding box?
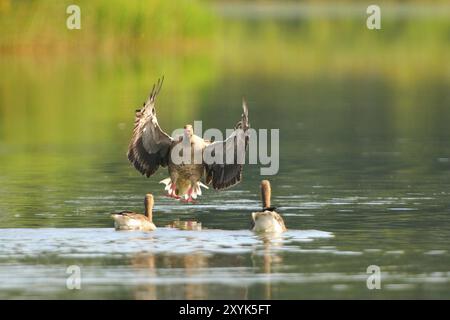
[130,252,211,299]
[249,233,284,299]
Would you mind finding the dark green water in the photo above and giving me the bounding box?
[0,5,450,299]
[1,61,449,299]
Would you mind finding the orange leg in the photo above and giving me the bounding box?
[166,183,180,199]
[180,187,197,204]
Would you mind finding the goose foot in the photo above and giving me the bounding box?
[181,197,197,204]
[180,187,197,203]
[166,183,180,199]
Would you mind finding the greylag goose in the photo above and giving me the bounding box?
[111,194,157,231]
[127,78,250,202]
[251,180,287,233]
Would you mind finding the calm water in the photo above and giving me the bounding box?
[1,5,450,299]
[0,74,449,298]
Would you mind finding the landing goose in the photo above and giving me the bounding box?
[127,78,250,202]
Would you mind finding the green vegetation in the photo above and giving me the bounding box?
[0,0,448,80]
[0,1,449,223]
[0,0,448,171]
[0,0,215,53]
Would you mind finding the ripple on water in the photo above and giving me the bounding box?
[424,250,447,255]
[0,228,334,258]
[388,207,418,211]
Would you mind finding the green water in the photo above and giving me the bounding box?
[0,2,449,299]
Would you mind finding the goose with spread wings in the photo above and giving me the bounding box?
[127,78,250,202]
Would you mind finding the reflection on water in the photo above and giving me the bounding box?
[0,224,448,299]
[167,220,203,231]
[0,228,332,299]
[0,228,333,257]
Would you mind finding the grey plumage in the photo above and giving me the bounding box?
[127,77,174,177]
[126,78,250,200]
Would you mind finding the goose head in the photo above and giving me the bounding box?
[183,124,194,139]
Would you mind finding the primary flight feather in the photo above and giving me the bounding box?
[127,77,250,202]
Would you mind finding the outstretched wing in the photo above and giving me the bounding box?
[127,77,174,177]
[204,99,249,190]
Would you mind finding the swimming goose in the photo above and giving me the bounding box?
[111,194,157,231]
[251,180,287,233]
[127,77,250,202]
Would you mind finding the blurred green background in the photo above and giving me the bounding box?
[0,0,449,299]
[1,1,449,222]
[1,0,448,146]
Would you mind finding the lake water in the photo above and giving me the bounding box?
[1,88,449,299]
[0,3,449,299]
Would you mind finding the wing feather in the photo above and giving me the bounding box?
[204,99,250,190]
[127,77,174,177]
